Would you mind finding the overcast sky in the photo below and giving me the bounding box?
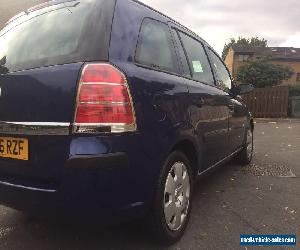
[140,0,300,55]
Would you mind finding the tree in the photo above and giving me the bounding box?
[222,37,268,60]
[236,58,294,88]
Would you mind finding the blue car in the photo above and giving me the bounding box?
[0,0,254,244]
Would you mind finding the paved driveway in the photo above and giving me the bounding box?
[0,120,299,250]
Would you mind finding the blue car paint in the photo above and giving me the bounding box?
[0,0,251,221]
[0,63,83,122]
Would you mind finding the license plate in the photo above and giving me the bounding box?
[0,137,29,160]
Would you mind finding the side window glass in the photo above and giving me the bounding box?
[208,50,232,91]
[135,19,177,73]
[172,29,191,77]
[178,32,214,85]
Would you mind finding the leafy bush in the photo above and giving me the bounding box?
[237,58,294,88]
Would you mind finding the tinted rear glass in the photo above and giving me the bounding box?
[0,0,115,73]
[135,19,178,74]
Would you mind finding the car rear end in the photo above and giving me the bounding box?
[0,0,151,220]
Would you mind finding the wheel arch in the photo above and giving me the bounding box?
[171,139,200,178]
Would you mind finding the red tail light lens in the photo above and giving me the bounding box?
[78,84,130,103]
[76,104,134,124]
[74,64,136,133]
[80,64,125,84]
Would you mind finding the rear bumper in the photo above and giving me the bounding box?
[0,180,59,215]
[0,151,153,222]
[0,129,167,223]
[0,182,145,223]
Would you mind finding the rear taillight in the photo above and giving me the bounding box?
[73,63,136,133]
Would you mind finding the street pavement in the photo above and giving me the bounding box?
[0,120,299,250]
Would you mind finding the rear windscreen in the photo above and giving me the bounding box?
[0,0,115,73]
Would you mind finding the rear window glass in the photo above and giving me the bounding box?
[135,19,178,73]
[0,0,114,73]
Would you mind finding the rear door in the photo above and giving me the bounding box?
[207,48,247,153]
[171,28,230,170]
[0,0,115,182]
[121,17,190,166]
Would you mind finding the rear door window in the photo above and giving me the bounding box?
[135,19,178,74]
[178,32,214,85]
[208,49,232,91]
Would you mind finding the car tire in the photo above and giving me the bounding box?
[237,127,254,166]
[148,150,193,245]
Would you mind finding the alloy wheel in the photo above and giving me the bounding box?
[163,162,190,231]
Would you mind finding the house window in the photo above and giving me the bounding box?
[238,55,249,62]
[297,73,300,82]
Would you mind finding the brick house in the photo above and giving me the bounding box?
[224,46,300,85]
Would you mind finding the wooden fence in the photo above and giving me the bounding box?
[242,86,289,118]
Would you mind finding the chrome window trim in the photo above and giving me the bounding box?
[0,121,70,135]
